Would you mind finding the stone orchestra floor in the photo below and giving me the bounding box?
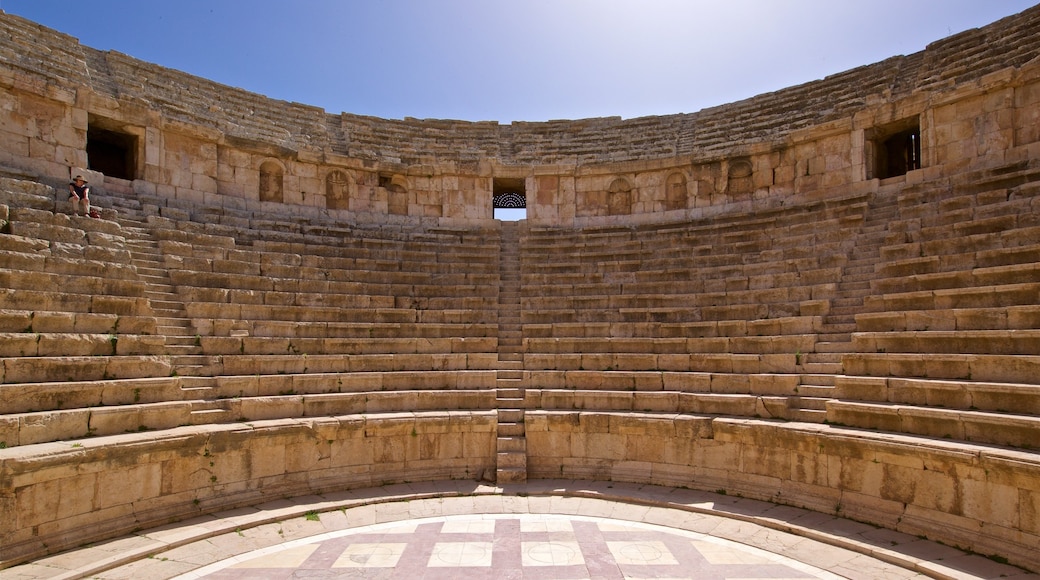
[181,514,844,580]
[6,481,1037,579]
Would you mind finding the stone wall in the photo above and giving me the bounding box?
[1,7,1039,226]
[525,412,1040,569]
[3,5,1040,574]
[0,412,497,564]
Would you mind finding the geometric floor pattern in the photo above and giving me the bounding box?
[181,514,841,580]
[8,482,1037,579]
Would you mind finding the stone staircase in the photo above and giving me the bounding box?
[792,190,899,421]
[100,177,215,380]
[495,221,526,484]
[96,178,227,422]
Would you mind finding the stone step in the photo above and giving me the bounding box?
[157,328,195,340]
[792,396,831,411]
[497,450,527,469]
[498,409,524,423]
[497,387,523,399]
[797,384,836,398]
[802,362,843,374]
[150,300,184,311]
[189,408,231,425]
[497,422,525,437]
[496,466,527,484]
[135,267,166,278]
[497,437,526,453]
[169,355,222,375]
[156,319,192,330]
[819,321,856,332]
[799,374,838,387]
[844,265,876,276]
[497,397,524,408]
[497,369,524,380]
[139,273,169,284]
[832,297,866,308]
[128,247,160,256]
[788,409,828,423]
[806,352,842,364]
[165,344,202,356]
[172,366,208,377]
[156,316,191,325]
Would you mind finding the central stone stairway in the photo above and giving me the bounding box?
[793,189,898,420]
[112,215,216,381]
[495,221,527,484]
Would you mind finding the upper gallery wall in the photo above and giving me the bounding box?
[1,6,1040,227]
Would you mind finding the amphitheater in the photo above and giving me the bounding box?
[2,5,1040,579]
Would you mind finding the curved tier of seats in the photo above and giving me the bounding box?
[0,161,1033,572]
[2,4,1040,574]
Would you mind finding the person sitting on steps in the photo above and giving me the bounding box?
[68,175,95,217]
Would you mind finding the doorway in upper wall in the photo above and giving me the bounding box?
[86,118,139,181]
[868,116,921,180]
[493,177,527,221]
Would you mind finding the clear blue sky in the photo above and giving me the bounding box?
[3,1,1036,122]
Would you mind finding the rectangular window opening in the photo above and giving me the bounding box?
[86,120,138,181]
[870,117,921,180]
[493,177,527,221]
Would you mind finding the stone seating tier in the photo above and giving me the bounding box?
[521,293,829,325]
[525,316,824,339]
[825,400,1040,448]
[521,213,865,262]
[0,332,165,357]
[0,371,496,415]
[833,375,1040,415]
[0,288,151,317]
[842,352,1040,384]
[522,352,800,375]
[0,309,157,335]
[3,3,1040,571]
[857,304,1040,332]
[1,390,498,448]
[852,329,1040,354]
[525,335,817,356]
[522,254,846,288]
[168,268,499,298]
[0,369,498,447]
[0,412,499,566]
[861,281,1040,314]
[198,336,496,356]
[0,268,144,299]
[524,412,1040,569]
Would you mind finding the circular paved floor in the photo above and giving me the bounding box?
[180,513,843,579]
[7,482,1036,579]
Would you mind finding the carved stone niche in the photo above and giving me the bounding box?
[259,159,284,203]
[664,171,688,211]
[726,158,753,195]
[607,177,633,216]
[379,174,409,216]
[325,169,353,210]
